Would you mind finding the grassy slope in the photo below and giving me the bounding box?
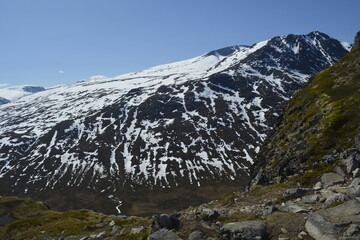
[253,46,360,184]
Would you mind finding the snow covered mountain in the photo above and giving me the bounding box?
[0,31,351,214]
[0,85,45,103]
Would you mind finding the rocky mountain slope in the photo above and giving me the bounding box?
[0,32,350,214]
[251,32,360,186]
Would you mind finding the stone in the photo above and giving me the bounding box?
[280,202,309,213]
[109,220,115,227]
[148,229,181,240]
[278,238,289,240]
[131,226,145,234]
[96,232,106,239]
[347,185,360,197]
[305,200,360,240]
[188,230,204,240]
[256,206,277,218]
[300,194,319,204]
[344,224,360,237]
[283,188,308,199]
[321,173,345,188]
[200,208,220,220]
[341,150,360,174]
[323,193,348,207]
[280,227,288,234]
[353,168,360,178]
[220,220,266,240]
[152,214,180,231]
[313,182,323,191]
[336,166,346,177]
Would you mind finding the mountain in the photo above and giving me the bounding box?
[0,85,45,104]
[0,31,351,215]
[252,32,360,186]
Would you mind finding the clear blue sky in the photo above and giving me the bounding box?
[0,0,359,88]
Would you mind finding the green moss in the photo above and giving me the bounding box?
[325,201,343,209]
[114,216,151,227]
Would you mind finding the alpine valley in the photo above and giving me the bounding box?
[0,31,351,215]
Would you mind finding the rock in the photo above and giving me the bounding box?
[220,220,266,240]
[200,208,220,221]
[347,185,360,197]
[305,200,360,240]
[321,173,345,188]
[278,238,289,240]
[80,237,89,240]
[188,231,204,240]
[148,229,181,240]
[280,202,309,213]
[353,168,360,178]
[300,194,319,204]
[283,188,308,199]
[297,231,307,239]
[347,178,360,197]
[109,220,115,227]
[114,215,127,219]
[96,232,106,239]
[313,182,323,191]
[341,149,360,174]
[152,214,180,231]
[256,206,277,218]
[280,227,289,234]
[323,193,348,207]
[344,224,360,237]
[131,226,145,234]
[336,166,346,177]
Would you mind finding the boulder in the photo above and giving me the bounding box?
[280,202,309,213]
[188,230,204,240]
[148,229,181,240]
[152,214,180,231]
[219,220,266,240]
[323,193,348,207]
[340,149,360,174]
[353,168,360,178]
[200,208,220,221]
[283,188,308,199]
[305,200,360,240]
[321,173,345,188]
[347,178,360,197]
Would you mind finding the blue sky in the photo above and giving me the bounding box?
[0,0,359,88]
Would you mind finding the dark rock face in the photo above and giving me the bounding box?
[0,97,10,105]
[354,31,360,47]
[0,32,350,214]
[22,86,45,93]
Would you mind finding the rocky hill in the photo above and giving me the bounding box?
[0,32,350,215]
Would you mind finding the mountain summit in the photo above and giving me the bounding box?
[0,32,350,214]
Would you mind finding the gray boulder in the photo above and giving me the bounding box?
[348,178,360,197]
[220,220,266,240]
[341,149,360,174]
[188,230,204,240]
[199,208,220,221]
[283,188,308,199]
[353,168,360,178]
[148,229,181,240]
[305,200,360,240]
[321,173,345,188]
[323,193,348,207]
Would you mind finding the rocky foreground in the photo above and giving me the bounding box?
[0,147,359,240]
